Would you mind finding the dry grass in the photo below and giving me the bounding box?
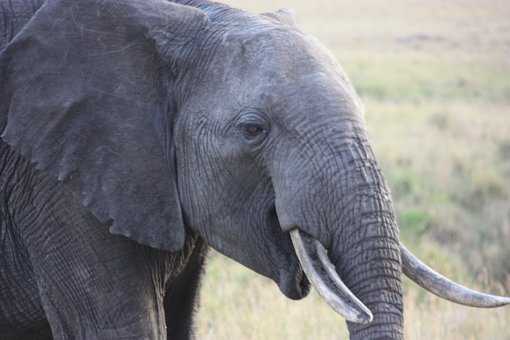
[195,0,510,338]
[197,253,510,339]
[197,252,348,340]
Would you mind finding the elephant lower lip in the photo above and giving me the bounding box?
[277,233,311,300]
[279,265,310,300]
[295,265,311,297]
[271,208,311,300]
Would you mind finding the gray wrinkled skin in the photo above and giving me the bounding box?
[0,0,403,339]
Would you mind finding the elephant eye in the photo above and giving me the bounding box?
[236,112,269,144]
[241,123,265,139]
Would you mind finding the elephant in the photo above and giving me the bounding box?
[0,0,508,339]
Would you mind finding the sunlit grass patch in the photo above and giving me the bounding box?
[197,252,349,340]
[197,253,510,339]
[342,56,510,103]
[404,286,510,340]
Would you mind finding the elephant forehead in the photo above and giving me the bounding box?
[246,72,363,124]
[189,16,363,122]
[223,32,356,95]
[223,29,332,78]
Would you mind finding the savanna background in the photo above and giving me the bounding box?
[196,0,510,338]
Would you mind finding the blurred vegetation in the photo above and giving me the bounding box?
[196,0,510,338]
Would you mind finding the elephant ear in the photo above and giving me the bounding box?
[0,0,207,251]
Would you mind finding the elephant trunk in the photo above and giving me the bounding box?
[275,131,404,339]
[286,172,404,339]
[332,185,403,340]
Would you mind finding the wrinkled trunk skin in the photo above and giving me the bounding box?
[332,186,403,339]
[330,143,403,339]
[283,153,404,338]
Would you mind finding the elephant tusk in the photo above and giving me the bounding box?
[290,229,373,324]
[401,243,510,307]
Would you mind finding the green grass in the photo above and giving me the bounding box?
[344,56,510,103]
[196,0,510,338]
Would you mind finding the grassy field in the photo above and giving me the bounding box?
[196,0,510,338]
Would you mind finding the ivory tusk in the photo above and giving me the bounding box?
[290,229,373,324]
[401,243,510,308]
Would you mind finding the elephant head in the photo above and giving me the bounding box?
[1,0,508,338]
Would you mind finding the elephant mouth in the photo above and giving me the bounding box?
[267,205,310,300]
[277,247,310,300]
